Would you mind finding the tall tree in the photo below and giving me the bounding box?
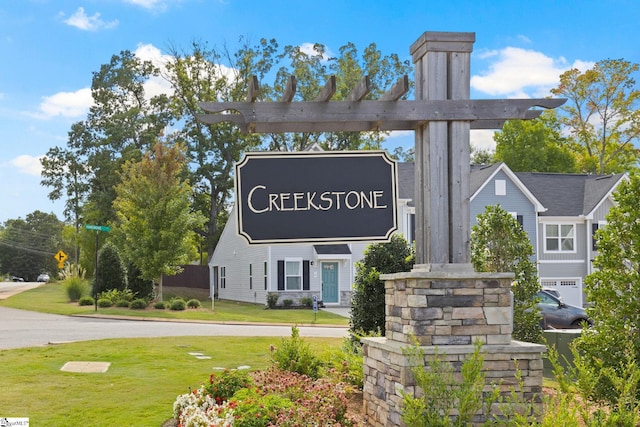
[471,205,542,343]
[112,142,206,301]
[0,211,65,281]
[574,172,640,404]
[494,113,577,172]
[551,59,640,173]
[163,39,268,257]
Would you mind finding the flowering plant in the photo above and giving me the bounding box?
[173,386,236,427]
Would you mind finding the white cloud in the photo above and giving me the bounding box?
[36,88,93,119]
[10,155,43,176]
[471,47,593,98]
[63,7,119,31]
[134,44,175,98]
[470,129,497,152]
[299,43,333,61]
[124,0,170,12]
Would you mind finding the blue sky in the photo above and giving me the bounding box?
[1,0,639,223]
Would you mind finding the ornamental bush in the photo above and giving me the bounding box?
[170,298,187,311]
[96,241,127,294]
[78,296,94,306]
[186,299,201,308]
[129,298,148,310]
[204,369,253,405]
[97,298,113,308]
[65,277,88,302]
[270,326,321,379]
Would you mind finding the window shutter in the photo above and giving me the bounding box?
[277,260,285,290]
[592,223,599,251]
[516,215,524,227]
[303,260,310,290]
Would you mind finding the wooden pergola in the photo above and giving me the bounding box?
[198,31,565,269]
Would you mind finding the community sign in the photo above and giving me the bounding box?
[235,151,398,244]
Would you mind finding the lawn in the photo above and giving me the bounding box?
[0,336,343,426]
[0,282,349,325]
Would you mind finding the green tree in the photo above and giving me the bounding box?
[0,211,65,281]
[112,142,206,301]
[494,114,577,172]
[95,241,127,294]
[574,171,640,404]
[551,59,640,173]
[471,205,542,343]
[350,234,414,336]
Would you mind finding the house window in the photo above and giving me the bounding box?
[264,261,268,290]
[545,224,575,252]
[592,221,606,251]
[220,266,226,289]
[495,179,506,196]
[249,264,252,290]
[285,259,302,290]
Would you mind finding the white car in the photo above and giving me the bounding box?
[37,273,50,283]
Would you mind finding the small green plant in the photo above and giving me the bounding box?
[300,297,313,308]
[97,288,134,304]
[129,298,148,310]
[78,296,94,306]
[270,326,322,379]
[232,387,293,426]
[170,298,186,311]
[115,299,130,307]
[97,298,113,308]
[266,293,279,309]
[204,369,253,404]
[64,277,88,302]
[153,301,166,309]
[401,337,488,427]
[186,299,201,309]
[321,336,364,388]
[282,299,293,308]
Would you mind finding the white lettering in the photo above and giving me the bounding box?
[247,185,268,213]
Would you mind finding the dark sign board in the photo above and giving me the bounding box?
[235,151,398,244]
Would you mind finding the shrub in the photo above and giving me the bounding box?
[127,263,154,300]
[266,293,279,309]
[97,298,113,308]
[115,299,130,307]
[96,241,127,294]
[129,298,148,310]
[64,277,88,302]
[299,297,313,308]
[350,234,414,336]
[270,326,322,379]
[232,387,292,426]
[321,337,364,388]
[282,299,293,308]
[78,296,94,306]
[170,298,186,311]
[98,288,134,305]
[204,369,253,404]
[186,299,201,309]
[153,301,166,309]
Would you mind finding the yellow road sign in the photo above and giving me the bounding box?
[54,250,68,263]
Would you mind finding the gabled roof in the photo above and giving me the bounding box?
[514,171,626,217]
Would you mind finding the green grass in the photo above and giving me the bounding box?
[0,283,348,325]
[0,336,342,426]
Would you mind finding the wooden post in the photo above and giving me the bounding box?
[411,32,474,269]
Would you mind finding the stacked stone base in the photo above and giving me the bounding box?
[361,268,545,426]
[362,338,544,426]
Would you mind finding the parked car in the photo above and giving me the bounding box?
[537,290,591,329]
[11,276,24,282]
[541,287,562,302]
[37,273,50,283]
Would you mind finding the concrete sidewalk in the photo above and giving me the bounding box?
[321,307,351,318]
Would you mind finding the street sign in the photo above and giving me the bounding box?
[54,250,67,263]
[85,224,111,232]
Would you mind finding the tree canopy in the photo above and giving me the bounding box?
[551,59,640,174]
[112,142,206,300]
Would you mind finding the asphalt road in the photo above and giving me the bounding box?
[0,283,348,350]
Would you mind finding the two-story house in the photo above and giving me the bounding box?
[209,161,625,308]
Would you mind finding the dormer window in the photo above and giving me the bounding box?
[495,179,506,196]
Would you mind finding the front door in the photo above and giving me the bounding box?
[321,262,339,304]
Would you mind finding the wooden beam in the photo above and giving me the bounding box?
[314,76,336,101]
[247,75,259,102]
[347,75,371,101]
[281,75,296,102]
[380,75,409,101]
[198,98,567,133]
